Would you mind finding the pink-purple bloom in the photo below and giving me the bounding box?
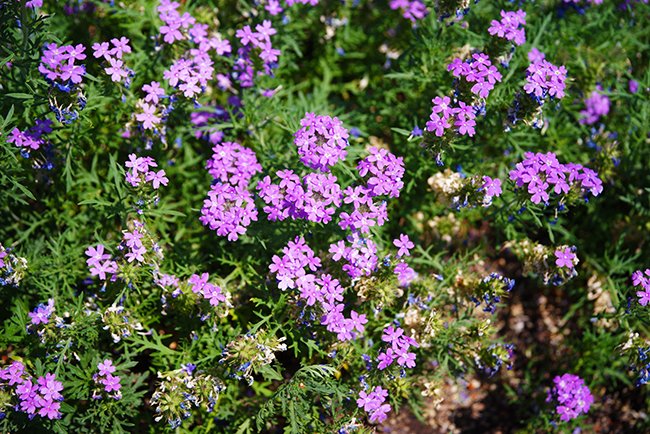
[554,248,577,269]
[294,113,350,172]
[579,87,611,125]
[546,374,594,421]
[357,386,391,423]
[488,10,527,46]
[632,269,650,306]
[509,152,603,205]
[524,51,567,100]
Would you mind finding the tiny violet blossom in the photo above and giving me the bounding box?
[393,234,414,257]
[93,359,122,400]
[554,248,576,269]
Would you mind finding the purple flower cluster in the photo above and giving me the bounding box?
[206,142,262,188]
[357,386,390,423]
[28,299,55,326]
[86,244,118,281]
[200,183,258,241]
[188,272,227,307]
[448,53,503,100]
[294,113,350,172]
[488,10,527,46]
[376,325,419,369]
[481,176,503,205]
[92,37,133,85]
[39,42,86,86]
[92,359,122,400]
[509,152,603,205]
[7,119,52,154]
[125,154,169,190]
[234,20,281,88]
[25,0,43,7]
[632,269,650,306]
[389,0,428,23]
[579,88,610,125]
[329,234,379,279]
[157,1,224,97]
[269,237,367,341]
[123,228,148,263]
[357,147,405,198]
[0,361,63,420]
[546,374,594,422]
[201,142,261,241]
[257,171,342,224]
[426,97,477,137]
[554,247,577,269]
[524,50,568,101]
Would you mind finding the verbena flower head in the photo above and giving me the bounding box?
[257,171,342,224]
[92,359,122,400]
[507,239,579,286]
[150,365,225,429]
[28,299,55,326]
[0,244,28,287]
[547,374,594,422]
[39,43,86,86]
[7,119,53,155]
[294,113,350,172]
[488,9,527,46]
[206,142,262,188]
[0,361,64,420]
[357,385,390,423]
[579,87,610,125]
[524,53,568,101]
[357,147,405,198]
[448,53,503,100]
[125,154,168,190]
[509,151,603,205]
[200,183,258,241]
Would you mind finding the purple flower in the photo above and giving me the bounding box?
[97,360,116,376]
[206,142,262,188]
[547,374,594,422]
[524,53,567,100]
[28,299,55,326]
[393,234,414,257]
[357,147,405,198]
[632,269,650,306]
[481,176,503,203]
[389,0,428,22]
[357,386,390,423]
[200,183,258,241]
[488,10,527,45]
[509,152,602,206]
[555,248,576,268]
[294,113,350,172]
[579,87,610,125]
